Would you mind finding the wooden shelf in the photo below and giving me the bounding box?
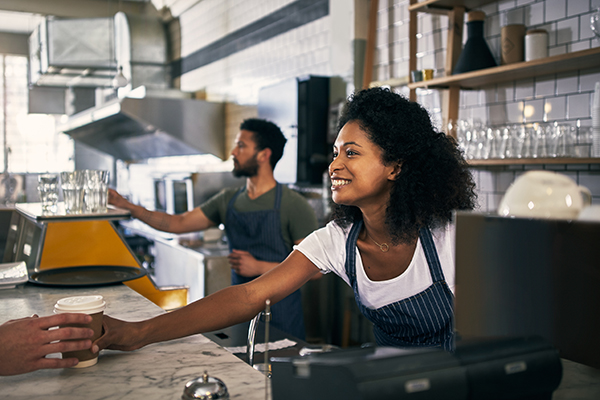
[369,76,410,88]
[408,47,600,90]
[402,1,600,168]
[409,0,497,13]
[468,157,600,166]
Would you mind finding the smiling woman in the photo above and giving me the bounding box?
[330,121,399,213]
[94,87,477,354]
[330,87,477,245]
[299,87,477,348]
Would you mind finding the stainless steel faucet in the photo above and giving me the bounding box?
[246,306,271,366]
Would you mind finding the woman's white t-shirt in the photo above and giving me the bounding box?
[294,221,456,309]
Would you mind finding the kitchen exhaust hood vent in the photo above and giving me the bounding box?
[57,89,225,161]
[29,17,117,87]
[28,12,169,89]
[30,13,226,161]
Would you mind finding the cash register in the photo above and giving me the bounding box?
[271,336,562,400]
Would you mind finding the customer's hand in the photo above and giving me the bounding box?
[0,313,94,376]
[108,188,131,209]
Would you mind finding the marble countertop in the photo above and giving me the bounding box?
[1,285,598,400]
[0,283,270,400]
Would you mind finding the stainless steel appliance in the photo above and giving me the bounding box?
[144,170,243,216]
[153,174,194,215]
[258,76,331,184]
[28,13,226,161]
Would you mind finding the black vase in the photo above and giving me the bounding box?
[453,11,497,74]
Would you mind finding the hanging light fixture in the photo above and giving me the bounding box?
[112,65,128,88]
[111,0,128,88]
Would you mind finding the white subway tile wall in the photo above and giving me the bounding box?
[173,0,600,211]
[179,0,332,104]
[545,96,566,121]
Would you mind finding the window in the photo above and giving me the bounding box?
[0,54,74,173]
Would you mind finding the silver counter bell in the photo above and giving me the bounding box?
[182,370,229,400]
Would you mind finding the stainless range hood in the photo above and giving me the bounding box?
[56,89,225,160]
[30,12,226,161]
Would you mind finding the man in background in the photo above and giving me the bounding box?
[109,118,319,339]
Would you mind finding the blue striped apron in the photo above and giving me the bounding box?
[225,183,306,339]
[345,220,454,351]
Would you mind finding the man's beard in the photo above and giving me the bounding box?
[232,153,259,177]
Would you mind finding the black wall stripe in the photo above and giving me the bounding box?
[171,0,329,78]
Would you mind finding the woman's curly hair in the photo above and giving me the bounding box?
[331,87,477,244]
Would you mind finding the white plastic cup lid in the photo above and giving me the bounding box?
[54,295,106,314]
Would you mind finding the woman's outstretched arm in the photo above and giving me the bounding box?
[93,250,321,352]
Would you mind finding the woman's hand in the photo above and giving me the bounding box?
[0,313,94,376]
[92,315,145,353]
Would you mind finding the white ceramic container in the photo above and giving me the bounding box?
[498,171,591,219]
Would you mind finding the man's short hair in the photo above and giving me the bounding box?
[240,118,287,169]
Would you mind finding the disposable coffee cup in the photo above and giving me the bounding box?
[54,295,106,368]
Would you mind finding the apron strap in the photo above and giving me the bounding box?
[344,219,363,285]
[418,227,446,283]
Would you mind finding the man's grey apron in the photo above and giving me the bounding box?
[345,219,454,351]
[225,183,306,339]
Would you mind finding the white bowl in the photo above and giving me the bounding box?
[498,171,591,219]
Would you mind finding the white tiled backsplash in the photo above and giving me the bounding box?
[173,0,600,211]
[178,0,334,104]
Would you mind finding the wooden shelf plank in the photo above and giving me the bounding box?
[409,0,497,12]
[408,47,600,90]
[369,76,410,88]
[468,157,600,166]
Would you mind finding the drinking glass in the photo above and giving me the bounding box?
[84,170,109,213]
[465,120,484,159]
[522,125,533,158]
[503,125,518,158]
[591,8,600,38]
[481,127,494,159]
[546,124,573,157]
[513,124,528,158]
[489,127,504,159]
[60,171,85,214]
[456,119,470,157]
[574,126,593,158]
[471,121,485,159]
[565,125,577,157]
[37,174,59,214]
[498,126,510,159]
[530,124,548,158]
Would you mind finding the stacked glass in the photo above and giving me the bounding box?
[37,173,59,214]
[83,170,110,213]
[60,171,85,214]
[454,120,589,160]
